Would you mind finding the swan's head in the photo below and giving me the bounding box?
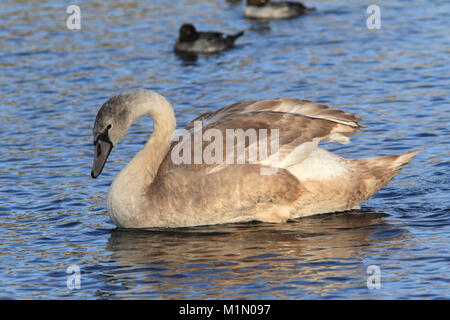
[91,92,137,178]
[91,89,174,178]
[178,23,198,42]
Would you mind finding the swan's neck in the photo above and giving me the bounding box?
[107,92,175,227]
[126,94,175,185]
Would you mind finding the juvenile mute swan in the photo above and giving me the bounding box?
[91,89,418,228]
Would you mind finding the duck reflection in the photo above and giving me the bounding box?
[174,50,199,63]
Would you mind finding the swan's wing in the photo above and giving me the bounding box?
[208,98,362,127]
[151,99,363,224]
[175,99,363,168]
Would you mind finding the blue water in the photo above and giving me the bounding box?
[0,0,449,299]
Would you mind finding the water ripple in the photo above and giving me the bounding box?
[0,0,448,299]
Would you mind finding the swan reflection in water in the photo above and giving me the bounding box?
[100,209,407,299]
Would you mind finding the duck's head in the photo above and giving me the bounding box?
[91,92,137,178]
[247,0,268,6]
[178,23,199,42]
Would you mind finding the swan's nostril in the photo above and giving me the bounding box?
[96,144,101,156]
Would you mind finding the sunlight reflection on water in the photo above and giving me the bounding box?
[0,0,448,299]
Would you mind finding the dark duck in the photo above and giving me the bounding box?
[174,24,244,54]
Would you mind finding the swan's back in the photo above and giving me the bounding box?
[143,98,417,227]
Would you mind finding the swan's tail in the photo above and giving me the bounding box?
[358,150,419,200]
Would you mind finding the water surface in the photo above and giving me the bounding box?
[0,0,449,299]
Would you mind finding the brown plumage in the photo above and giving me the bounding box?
[91,90,418,228]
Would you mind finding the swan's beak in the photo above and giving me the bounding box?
[91,140,113,178]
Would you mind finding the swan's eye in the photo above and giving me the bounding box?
[107,124,112,130]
